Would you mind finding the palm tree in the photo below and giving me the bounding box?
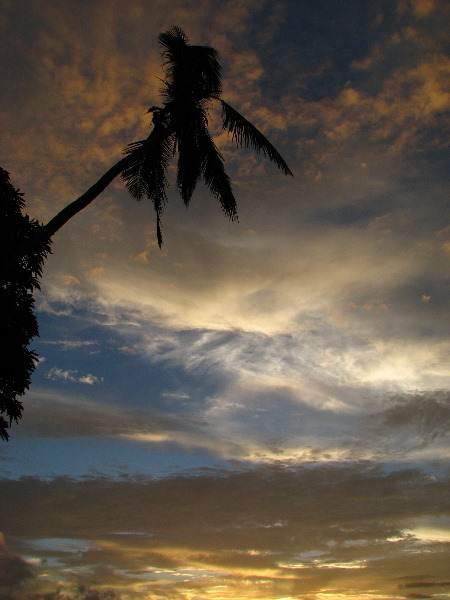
[3,26,292,439]
[37,26,292,250]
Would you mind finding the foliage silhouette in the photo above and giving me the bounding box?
[121,26,292,245]
[1,26,292,439]
[0,169,51,440]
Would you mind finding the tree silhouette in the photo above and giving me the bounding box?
[0,169,51,440]
[122,26,292,245]
[1,26,292,439]
[28,26,292,252]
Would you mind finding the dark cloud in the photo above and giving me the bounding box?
[308,194,392,227]
[398,580,450,600]
[0,534,35,598]
[1,463,448,597]
[375,391,450,446]
[400,581,450,588]
[14,390,196,440]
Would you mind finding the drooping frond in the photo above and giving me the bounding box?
[156,212,163,249]
[176,133,202,205]
[196,127,238,221]
[121,140,151,201]
[219,99,293,177]
[183,45,222,99]
[175,106,209,205]
[122,133,173,202]
[121,128,175,246]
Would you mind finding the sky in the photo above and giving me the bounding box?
[0,0,449,598]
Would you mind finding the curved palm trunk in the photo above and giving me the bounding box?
[16,154,131,259]
[20,122,173,258]
[42,154,133,240]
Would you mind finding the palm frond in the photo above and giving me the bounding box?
[121,129,175,247]
[121,140,148,201]
[156,212,163,249]
[197,127,238,221]
[158,26,188,64]
[176,132,202,205]
[175,107,209,205]
[184,45,222,99]
[219,100,293,177]
[122,132,173,203]
[159,27,222,104]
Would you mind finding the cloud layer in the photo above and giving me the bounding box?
[1,464,449,599]
[1,0,449,598]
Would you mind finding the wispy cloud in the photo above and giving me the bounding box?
[41,340,99,351]
[17,380,449,465]
[45,367,103,385]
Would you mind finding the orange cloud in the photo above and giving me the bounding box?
[411,0,437,18]
[133,250,149,264]
[117,346,138,355]
[85,267,105,279]
[60,274,80,286]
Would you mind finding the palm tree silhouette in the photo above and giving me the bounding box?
[3,27,292,439]
[38,26,292,250]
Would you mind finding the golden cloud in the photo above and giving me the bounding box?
[85,266,105,279]
[60,274,81,286]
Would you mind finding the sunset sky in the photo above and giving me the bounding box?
[0,0,449,599]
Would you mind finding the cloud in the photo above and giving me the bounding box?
[375,391,450,447]
[117,345,138,355]
[60,274,81,286]
[133,250,149,264]
[37,211,448,342]
[16,377,448,466]
[275,3,450,170]
[1,2,448,598]
[137,322,448,399]
[41,340,99,351]
[0,533,35,593]
[0,0,283,224]
[13,389,199,441]
[45,367,103,385]
[409,0,437,18]
[404,516,450,543]
[86,267,105,280]
[0,463,448,598]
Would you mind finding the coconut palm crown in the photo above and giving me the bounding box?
[121,26,293,247]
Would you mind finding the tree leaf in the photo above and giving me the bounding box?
[219,99,293,177]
